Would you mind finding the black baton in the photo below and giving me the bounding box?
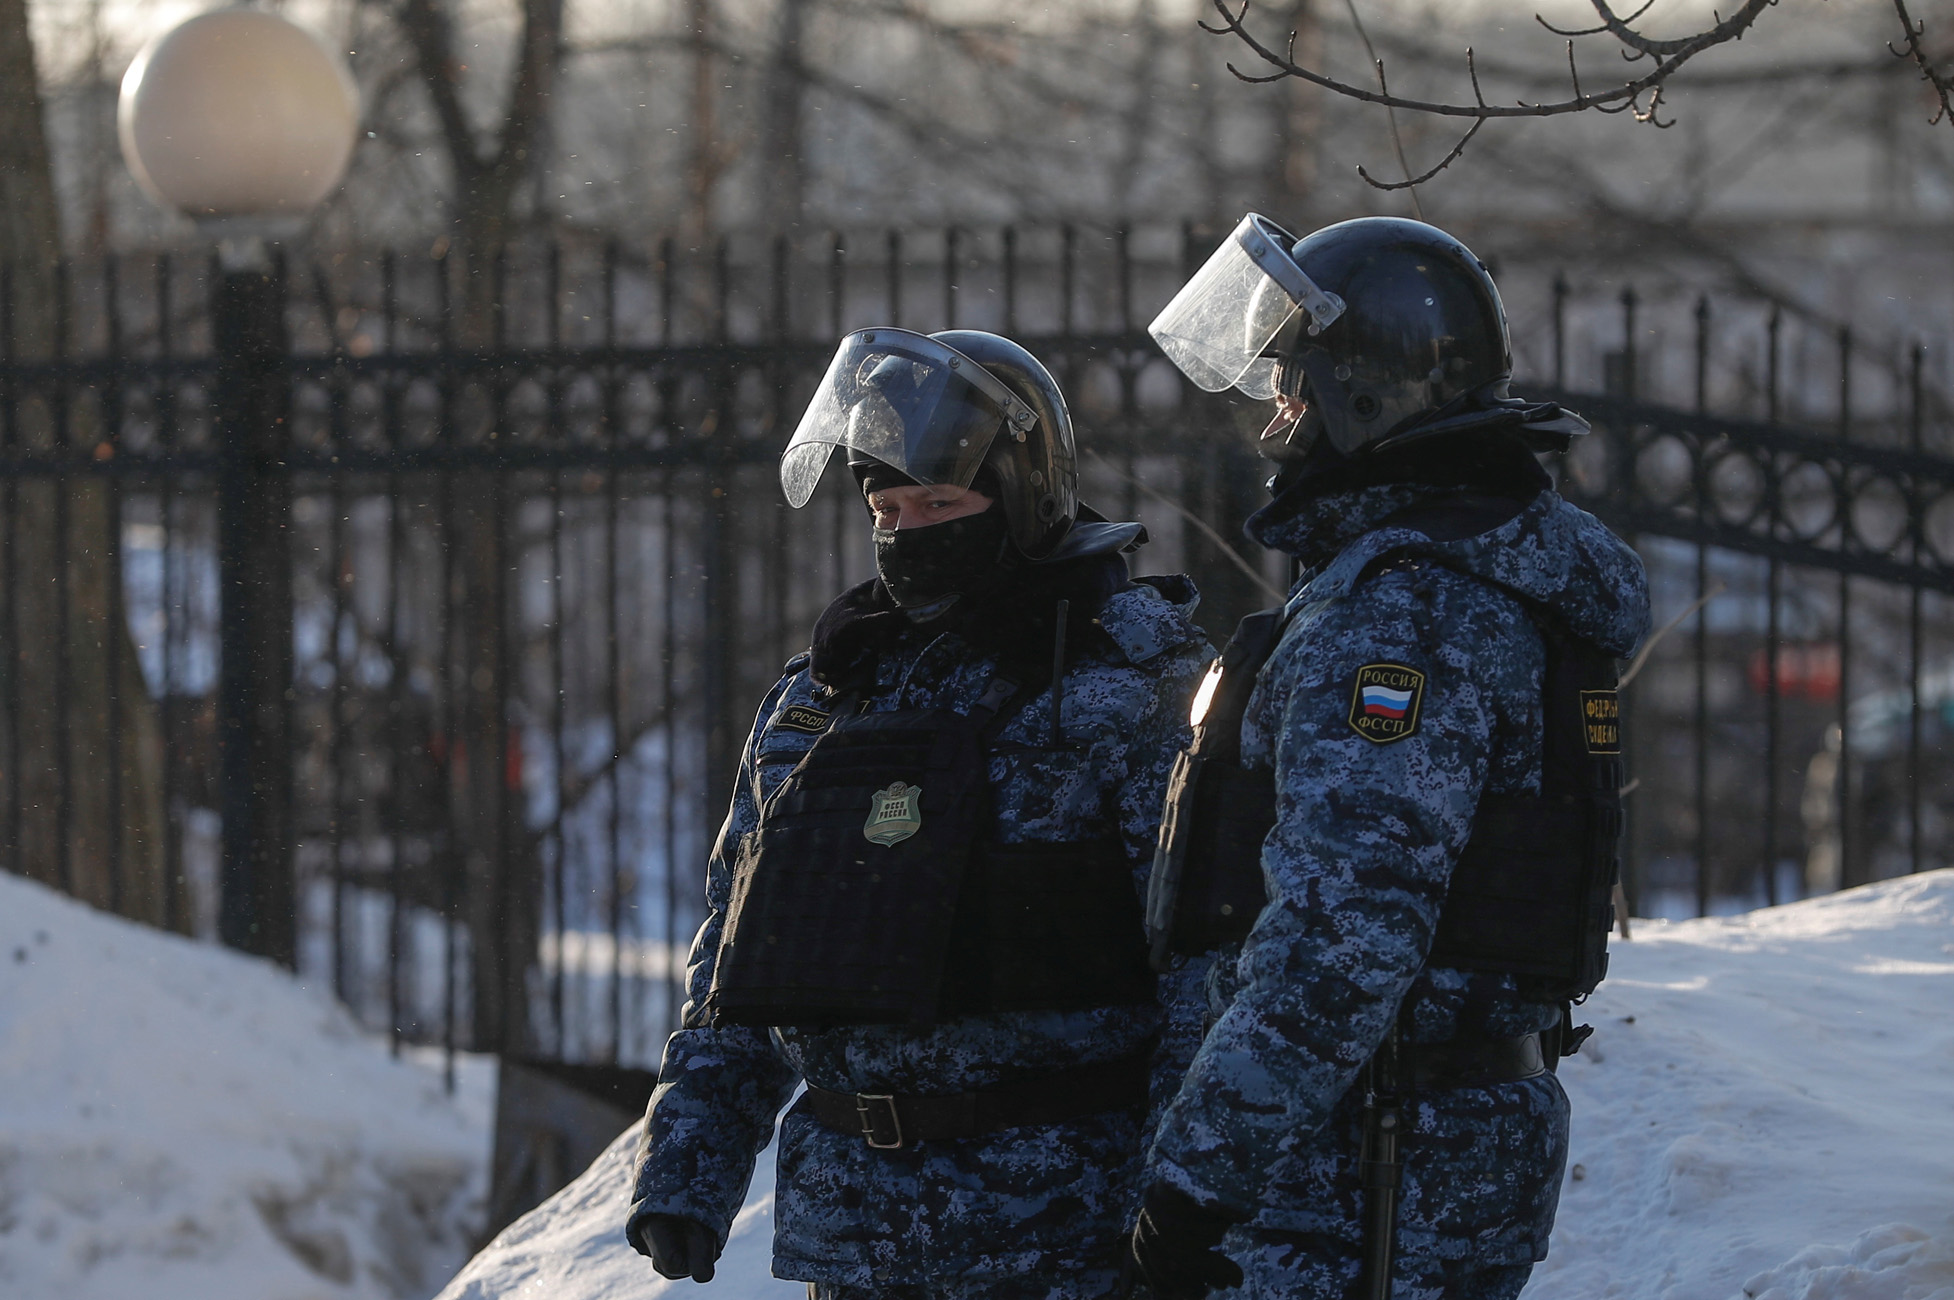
[1358,1023,1405,1300]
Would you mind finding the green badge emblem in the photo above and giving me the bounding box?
[864,782,923,846]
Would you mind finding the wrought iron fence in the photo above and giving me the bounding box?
[1,225,1947,1081]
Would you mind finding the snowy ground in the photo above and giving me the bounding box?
[441,871,1954,1300]
[0,874,494,1300]
[1528,870,1954,1300]
[433,1124,799,1300]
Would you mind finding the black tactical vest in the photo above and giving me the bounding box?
[706,678,1156,1029]
[1146,499,1625,1004]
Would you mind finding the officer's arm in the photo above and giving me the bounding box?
[626,673,802,1258]
[1146,573,1503,1217]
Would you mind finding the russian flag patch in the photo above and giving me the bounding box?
[1347,662,1426,743]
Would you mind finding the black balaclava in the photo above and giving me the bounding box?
[861,464,1016,612]
[812,465,1130,691]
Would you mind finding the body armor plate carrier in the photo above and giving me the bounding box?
[707,681,1155,1028]
[1146,500,1625,1004]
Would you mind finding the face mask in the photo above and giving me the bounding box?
[873,505,1014,608]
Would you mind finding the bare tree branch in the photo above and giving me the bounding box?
[1358,116,1484,190]
[1340,0,1425,217]
[1536,0,1659,44]
[1889,0,1954,126]
[1208,0,1954,189]
[1572,0,1728,60]
[1200,0,1779,186]
[1376,25,1930,93]
[1204,0,1778,120]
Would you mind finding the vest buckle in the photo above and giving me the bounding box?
[854,1093,906,1149]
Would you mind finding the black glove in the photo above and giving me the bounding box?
[628,1213,720,1283]
[1127,1183,1245,1300]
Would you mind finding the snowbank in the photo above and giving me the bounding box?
[0,874,492,1300]
[440,871,1954,1300]
[435,1123,798,1300]
[1529,870,1954,1300]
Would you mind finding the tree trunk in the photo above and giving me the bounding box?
[1112,0,1166,218]
[685,0,721,239]
[760,0,808,234]
[400,0,567,1052]
[0,0,180,931]
[0,0,59,312]
[1267,0,1322,225]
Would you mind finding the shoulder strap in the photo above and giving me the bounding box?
[1196,605,1293,766]
[966,672,1047,746]
[970,595,1085,748]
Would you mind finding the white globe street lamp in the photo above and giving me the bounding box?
[115,8,361,969]
[118,7,360,243]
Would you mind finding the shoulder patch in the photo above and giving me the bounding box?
[772,704,833,735]
[1347,662,1425,744]
[1581,690,1621,754]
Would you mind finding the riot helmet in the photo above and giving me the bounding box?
[1151,214,1585,462]
[781,327,1079,559]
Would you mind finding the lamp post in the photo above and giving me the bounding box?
[119,8,358,966]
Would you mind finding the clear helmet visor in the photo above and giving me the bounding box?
[779,328,1035,508]
[1148,213,1346,400]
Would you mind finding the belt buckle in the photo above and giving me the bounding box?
[854,1093,905,1149]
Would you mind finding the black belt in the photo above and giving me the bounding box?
[802,1051,1150,1150]
[1400,1032,1546,1092]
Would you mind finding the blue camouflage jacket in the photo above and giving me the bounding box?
[631,574,1212,1286]
[1146,482,1649,1266]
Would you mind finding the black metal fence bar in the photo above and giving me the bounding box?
[52,260,73,905]
[2,267,17,902]
[1762,307,1783,908]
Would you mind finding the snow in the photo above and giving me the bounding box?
[7,858,1945,1300]
[0,873,493,1300]
[433,1124,799,1300]
[1528,870,1954,1300]
[439,871,1954,1300]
